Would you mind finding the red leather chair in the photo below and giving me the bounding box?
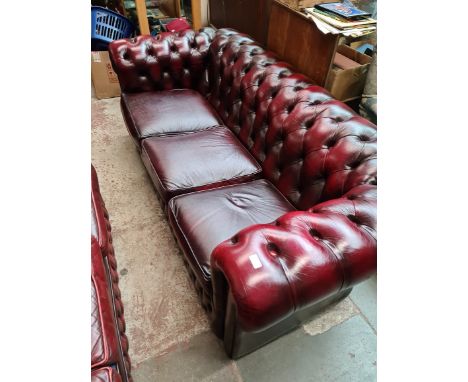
[92,165,132,381]
[109,28,376,358]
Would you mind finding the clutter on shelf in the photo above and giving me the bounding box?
[278,0,335,10]
[303,0,376,37]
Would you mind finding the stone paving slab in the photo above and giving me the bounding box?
[237,315,377,382]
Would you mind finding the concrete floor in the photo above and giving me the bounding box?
[91,94,377,382]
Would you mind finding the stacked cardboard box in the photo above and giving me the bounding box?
[325,45,372,102]
[91,51,121,99]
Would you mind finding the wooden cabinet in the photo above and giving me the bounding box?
[267,0,338,86]
[209,0,273,46]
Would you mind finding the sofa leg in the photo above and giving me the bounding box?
[223,288,353,359]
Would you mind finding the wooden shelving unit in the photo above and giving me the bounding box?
[131,0,204,35]
[135,0,151,35]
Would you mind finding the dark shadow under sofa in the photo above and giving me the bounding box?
[108,28,377,358]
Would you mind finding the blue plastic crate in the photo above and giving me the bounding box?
[91,6,134,50]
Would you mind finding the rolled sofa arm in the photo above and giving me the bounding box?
[210,185,376,357]
[92,165,132,379]
[108,28,216,94]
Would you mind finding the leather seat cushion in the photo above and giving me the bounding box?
[121,89,223,147]
[91,238,120,369]
[141,127,262,205]
[91,367,123,382]
[168,179,296,288]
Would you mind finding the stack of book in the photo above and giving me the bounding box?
[304,2,376,37]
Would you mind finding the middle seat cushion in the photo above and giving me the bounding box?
[141,127,262,205]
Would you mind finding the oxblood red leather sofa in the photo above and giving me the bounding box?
[92,165,132,381]
[109,28,377,358]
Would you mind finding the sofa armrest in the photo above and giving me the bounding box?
[92,165,132,380]
[210,185,376,357]
[108,28,216,94]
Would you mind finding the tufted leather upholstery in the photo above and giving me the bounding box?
[211,184,376,333]
[109,28,216,94]
[92,367,123,382]
[92,165,132,382]
[206,29,377,210]
[168,179,295,291]
[110,28,376,209]
[141,127,262,205]
[109,28,376,358]
[91,238,120,369]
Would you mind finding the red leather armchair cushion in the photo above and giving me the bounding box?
[92,367,123,382]
[91,238,120,369]
[168,179,296,291]
[141,127,262,205]
[121,89,223,148]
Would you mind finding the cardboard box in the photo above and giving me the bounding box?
[91,51,121,100]
[278,0,335,10]
[325,45,373,102]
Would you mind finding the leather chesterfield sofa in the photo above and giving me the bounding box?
[92,165,132,381]
[109,28,377,358]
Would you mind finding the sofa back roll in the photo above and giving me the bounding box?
[109,28,216,94]
[207,30,377,210]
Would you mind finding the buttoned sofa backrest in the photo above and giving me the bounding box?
[109,28,216,94]
[109,28,377,211]
[207,29,377,210]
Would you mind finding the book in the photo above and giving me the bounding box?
[306,8,376,29]
[315,2,371,20]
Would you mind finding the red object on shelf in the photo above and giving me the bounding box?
[165,18,191,32]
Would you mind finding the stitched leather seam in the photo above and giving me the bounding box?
[140,123,225,140]
[121,96,140,143]
[141,145,170,203]
[167,200,212,282]
[169,172,263,195]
